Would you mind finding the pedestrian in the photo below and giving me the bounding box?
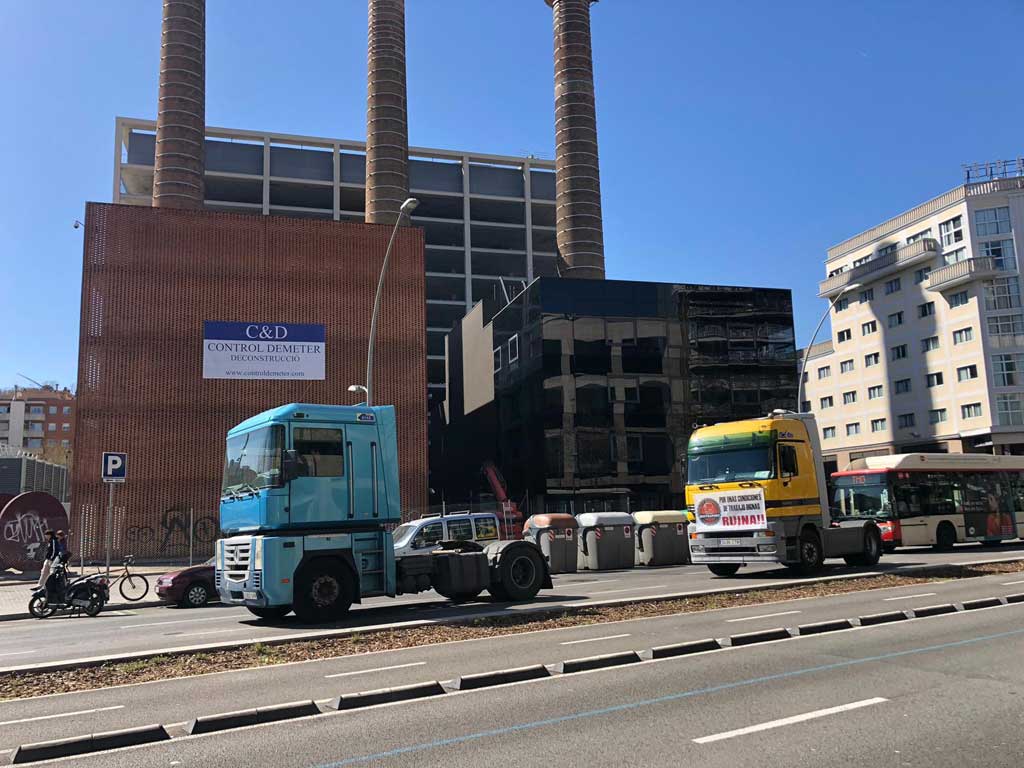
[55,530,68,563]
[35,530,58,589]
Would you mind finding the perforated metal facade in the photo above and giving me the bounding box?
[72,203,426,559]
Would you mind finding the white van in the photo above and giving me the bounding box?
[392,512,502,557]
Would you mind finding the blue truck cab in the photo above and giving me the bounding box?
[216,403,551,622]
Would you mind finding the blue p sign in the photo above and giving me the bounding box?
[101,452,127,483]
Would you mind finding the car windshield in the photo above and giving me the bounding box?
[833,476,890,517]
[687,447,773,484]
[392,523,417,546]
[222,425,284,497]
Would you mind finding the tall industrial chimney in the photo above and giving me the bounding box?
[152,0,206,209]
[545,0,605,279]
[365,0,410,225]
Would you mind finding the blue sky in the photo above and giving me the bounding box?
[1,0,1022,390]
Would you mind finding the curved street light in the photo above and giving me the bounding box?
[797,281,862,412]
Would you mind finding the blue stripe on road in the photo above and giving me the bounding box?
[315,624,1024,767]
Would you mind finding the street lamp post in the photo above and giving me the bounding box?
[797,281,862,412]
[366,197,419,407]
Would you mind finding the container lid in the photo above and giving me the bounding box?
[576,511,635,528]
[632,510,688,525]
[524,513,579,531]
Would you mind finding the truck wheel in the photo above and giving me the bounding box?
[246,605,291,620]
[707,564,741,577]
[933,522,957,551]
[495,547,544,601]
[294,561,353,623]
[844,528,882,566]
[795,529,824,576]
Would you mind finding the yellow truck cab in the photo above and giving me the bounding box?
[685,410,882,576]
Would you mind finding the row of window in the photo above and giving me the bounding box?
[813,327,976,382]
[24,438,71,449]
[24,405,73,415]
[45,423,72,432]
[818,367,978,408]
[822,401,984,439]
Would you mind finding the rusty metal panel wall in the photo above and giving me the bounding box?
[72,203,426,560]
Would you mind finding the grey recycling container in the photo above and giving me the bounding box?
[632,510,689,566]
[523,514,579,574]
[576,511,635,571]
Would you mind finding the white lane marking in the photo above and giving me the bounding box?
[1001,579,1024,586]
[559,633,631,646]
[883,593,937,602]
[589,585,667,595]
[176,627,252,638]
[0,651,35,658]
[724,610,802,623]
[0,705,124,727]
[324,662,427,679]
[693,698,889,744]
[121,615,241,629]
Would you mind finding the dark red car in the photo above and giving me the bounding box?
[155,558,216,608]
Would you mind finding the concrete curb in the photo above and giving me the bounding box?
[796,618,853,635]
[728,627,791,646]
[911,604,957,618]
[3,554,1023,675]
[641,638,720,659]
[327,681,446,711]
[858,610,908,626]
[11,724,169,764]
[550,651,642,674]
[0,598,166,624]
[962,597,1003,610]
[1005,593,1024,603]
[185,708,259,735]
[444,664,550,691]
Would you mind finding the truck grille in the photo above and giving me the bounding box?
[224,541,251,581]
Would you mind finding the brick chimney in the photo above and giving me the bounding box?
[544,0,605,278]
[152,0,206,209]
[365,0,410,225]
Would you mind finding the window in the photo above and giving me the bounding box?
[47,423,56,432]
[28,406,43,415]
[961,403,983,419]
[956,364,978,382]
[926,372,944,388]
[446,519,473,541]
[293,427,344,477]
[907,228,932,244]
[888,311,904,328]
[979,238,1016,270]
[846,422,861,436]
[823,426,836,439]
[984,277,1021,311]
[921,336,939,353]
[493,347,501,371]
[918,301,935,318]
[820,396,834,409]
[864,352,880,367]
[817,365,831,379]
[885,278,901,294]
[868,385,883,400]
[62,406,71,415]
[859,288,874,303]
[800,400,811,412]
[61,423,70,432]
[474,517,499,541]
[975,206,1011,237]
[891,344,908,361]
[897,413,916,428]
[837,329,852,343]
[843,390,857,405]
[47,406,56,415]
[894,378,911,394]
[992,353,1024,386]
[861,320,877,336]
[778,445,798,476]
[943,247,967,265]
[415,522,444,547]
[853,255,872,267]
[939,215,963,246]
[871,418,887,432]
[997,393,1024,426]
[840,359,854,373]
[929,408,948,424]
[948,291,969,308]
[914,267,931,284]
[878,243,899,257]
[61,439,70,447]
[953,327,974,345]
[46,439,56,447]
[801,371,809,383]
[26,438,42,449]
[987,315,1024,338]
[507,334,519,363]
[834,297,849,312]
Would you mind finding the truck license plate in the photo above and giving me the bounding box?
[243,591,258,601]
[719,538,742,546]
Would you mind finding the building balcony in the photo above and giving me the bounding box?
[24,411,45,421]
[818,238,939,298]
[926,257,1004,292]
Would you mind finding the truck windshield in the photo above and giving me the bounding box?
[832,475,890,517]
[222,425,284,497]
[687,447,773,484]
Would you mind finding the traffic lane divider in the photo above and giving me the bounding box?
[549,651,642,674]
[11,724,169,764]
[795,619,853,636]
[327,681,446,711]
[858,610,909,626]
[641,638,721,660]
[961,597,1003,611]
[443,665,550,691]
[910,604,957,618]
[728,627,792,647]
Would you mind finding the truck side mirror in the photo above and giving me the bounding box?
[281,449,301,484]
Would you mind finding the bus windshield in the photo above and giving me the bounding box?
[832,474,891,517]
[687,447,773,484]
[222,425,284,497]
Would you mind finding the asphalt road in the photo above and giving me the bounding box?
[8,580,1023,767]
[0,567,1022,757]
[0,542,1022,670]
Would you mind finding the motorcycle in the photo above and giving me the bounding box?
[29,555,110,618]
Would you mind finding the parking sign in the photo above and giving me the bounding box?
[101,452,127,483]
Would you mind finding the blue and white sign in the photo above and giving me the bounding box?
[101,452,127,483]
[203,322,326,380]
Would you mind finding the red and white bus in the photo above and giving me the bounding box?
[831,453,1024,550]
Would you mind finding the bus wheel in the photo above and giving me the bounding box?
[933,523,957,552]
[294,561,353,623]
[707,564,741,577]
[844,527,881,567]
[796,530,824,575]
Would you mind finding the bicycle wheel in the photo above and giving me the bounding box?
[119,573,150,602]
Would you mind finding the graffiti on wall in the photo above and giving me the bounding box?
[0,492,69,572]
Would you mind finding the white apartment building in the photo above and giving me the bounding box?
[800,160,1024,474]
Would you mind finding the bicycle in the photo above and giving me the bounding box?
[103,556,150,602]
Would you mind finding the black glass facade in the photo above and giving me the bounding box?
[440,278,797,516]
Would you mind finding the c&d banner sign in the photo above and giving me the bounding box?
[203,322,326,380]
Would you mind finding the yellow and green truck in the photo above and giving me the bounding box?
[685,410,883,576]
